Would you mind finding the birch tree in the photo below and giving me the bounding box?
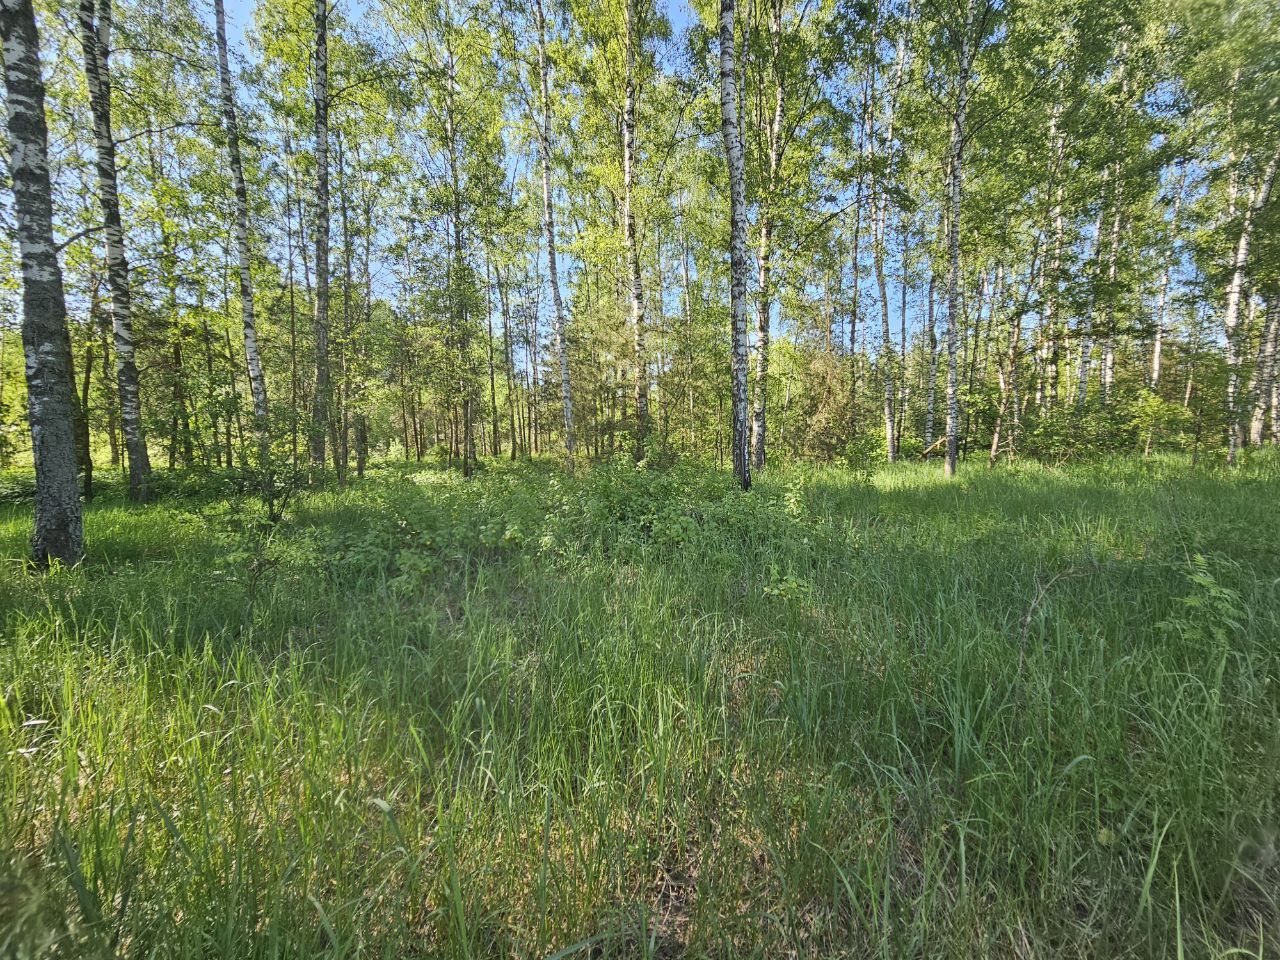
[1223,141,1280,464]
[944,0,983,479]
[78,0,152,501]
[2,0,84,563]
[534,0,575,460]
[214,0,271,492]
[310,0,332,471]
[622,0,649,463]
[749,0,783,470]
[720,0,751,490]
[1247,293,1277,445]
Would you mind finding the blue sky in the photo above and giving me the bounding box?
[222,0,698,44]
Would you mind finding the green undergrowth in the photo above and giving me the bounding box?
[2,454,1279,957]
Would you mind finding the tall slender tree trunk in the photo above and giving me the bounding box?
[310,0,331,473]
[847,71,871,440]
[1075,203,1107,408]
[282,131,301,473]
[1248,294,1277,446]
[944,0,976,479]
[876,214,895,463]
[924,273,937,451]
[89,282,120,468]
[535,0,575,461]
[1036,103,1064,409]
[989,245,1038,466]
[526,288,540,455]
[2,0,84,564]
[681,229,696,451]
[750,0,784,471]
[335,133,355,484]
[1100,174,1124,405]
[78,0,151,502]
[143,127,191,471]
[896,230,910,452]
[719,0,750,490]
[1150,168,1184,391]
[496,265,518,459]
[75,344,94,501]
[873,25,907,463]
[214,0,270,497]
[753,215,774,470]
[483,257,501,456]
[623,0,648,463]
[441,35,475,478]
[1272,323,1280,444]
[1225,141,1280,465]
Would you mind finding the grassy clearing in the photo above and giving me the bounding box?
[2,455,1279,958]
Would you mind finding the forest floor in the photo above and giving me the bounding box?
[2,455,1279,958]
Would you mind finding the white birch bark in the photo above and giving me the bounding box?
[213,0,270,486]
[310,0,332,470]
[1248,296,1277,446]
[1224,140,1280,465]
[924,273,937,450]
[750,0,783,471]
[1074,203,1107,408]
[2,0,84,563]
[1150,168,1185,391]
[623,0,648,463]
[719,0,751,490]
[1100,177,1123,405]
[1036,102,1064,408]
[944,0,976,478]
[534,0,575,460]
[847,72,871,439]
[875,25,908,464]
[78,0,151,501]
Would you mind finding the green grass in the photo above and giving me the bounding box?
[2,455,1279,958]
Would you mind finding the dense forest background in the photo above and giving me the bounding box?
[2,0,1278,509]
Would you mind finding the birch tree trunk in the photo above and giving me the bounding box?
[1272,334,1280,444]
[214,0,270,494]
[924,273,937,451]
[1095,168,1126,407]
[719,0,751,490]
[875,29,908,463]
[944,0,976,479]
[535,0,575,461]
[1248,294,1277,446]
[2,0,84,564]
[1036,102,1064,409]
[78,0,151,502]
[1074,203,1107,408]
[989,246,1038,466]
[1150,169,1184,390]
[282,131,302,471]
[876,206,895,462]
[847,72,870,440]
[310,0,332,472]
[896,227,910,452]
[623,0,649,463]
[496,265,518,459]
[1100,176,1123,405]
[1224,141,1280,465]
[335,132,353,484]
[750,0,783,471]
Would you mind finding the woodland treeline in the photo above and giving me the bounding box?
[2,0,1278,562]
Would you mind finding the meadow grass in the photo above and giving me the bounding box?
[2,454,1279,958]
